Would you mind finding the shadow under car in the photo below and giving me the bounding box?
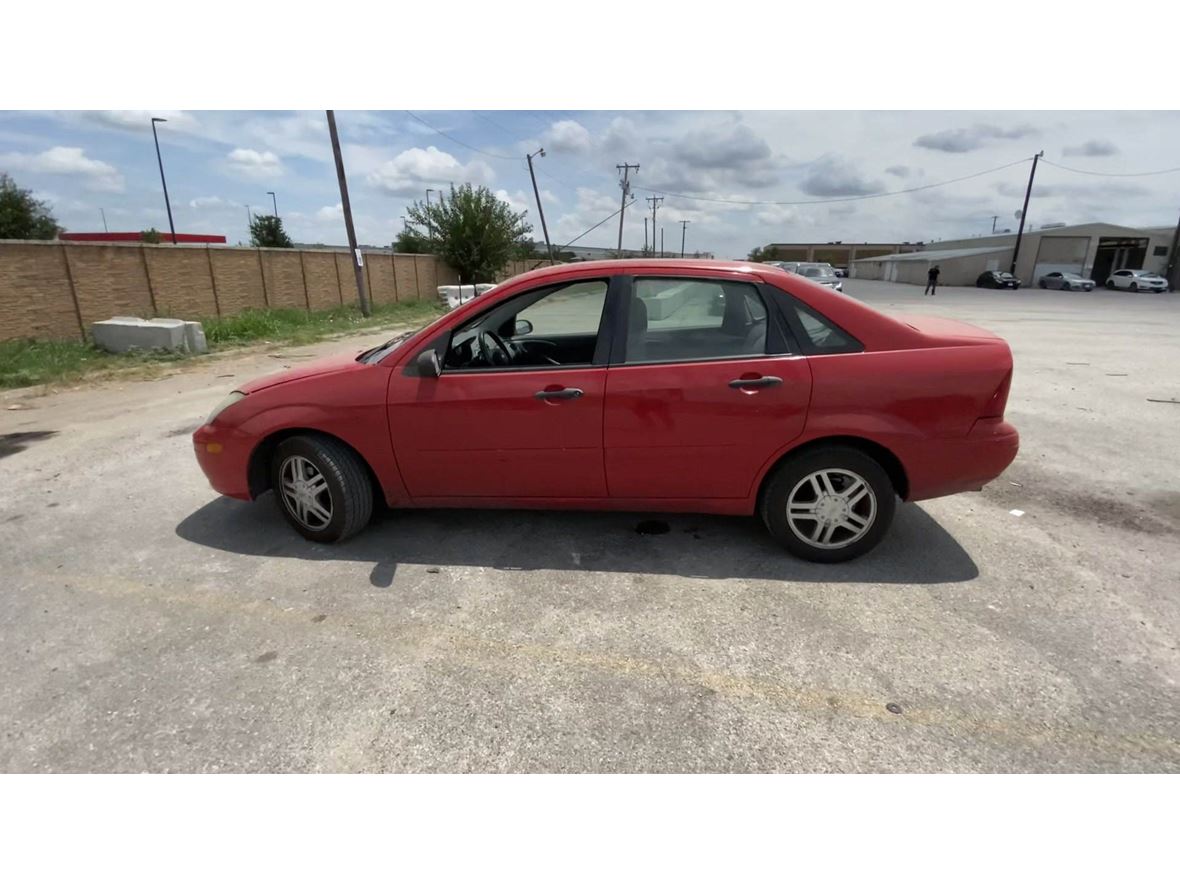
[176,495,979,588]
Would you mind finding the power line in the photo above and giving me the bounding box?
[530,199,640,269]
[631,157,1033,206]
[1040,158,1180,178]
[403,111,517,161]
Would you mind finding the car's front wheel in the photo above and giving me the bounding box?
[760,446,897,563]
[271,434,373,543]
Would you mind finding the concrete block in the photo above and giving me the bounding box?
[182,321,208,354]
[437,283,497,311]
[91,317,189,354]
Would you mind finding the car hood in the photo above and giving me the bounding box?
[895,314,1003,341]
[238,349,371,393]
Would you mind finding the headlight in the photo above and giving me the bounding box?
[206,390,247,424]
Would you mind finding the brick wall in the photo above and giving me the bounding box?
[0,241,534,342]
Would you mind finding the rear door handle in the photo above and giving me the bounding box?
[728,376,782,389]
[534,387,584,400]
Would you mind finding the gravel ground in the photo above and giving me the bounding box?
[1,280,1177,772]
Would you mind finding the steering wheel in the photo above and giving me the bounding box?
[477,330,515,366]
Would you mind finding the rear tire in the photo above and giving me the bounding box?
[1039,280,1047,289]
[1106,280,1115,289]
[271,434,373,543]
[760,446,897,563]
[1130,282,1139,291]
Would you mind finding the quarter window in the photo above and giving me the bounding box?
[793,303,858,353]
[624,278,769,364]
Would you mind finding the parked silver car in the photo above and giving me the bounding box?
[1039,271,1095,291]
[1105,268,1168,292]
[792,262,844,292]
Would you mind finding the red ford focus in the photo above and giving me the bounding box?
[193,260,1018,562]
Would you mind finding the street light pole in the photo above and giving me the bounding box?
[325,109,370,317]
[150,117,177,244]
[526,148,555,265]
[267,191,278,218]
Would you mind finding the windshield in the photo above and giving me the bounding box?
[357,328,422,364]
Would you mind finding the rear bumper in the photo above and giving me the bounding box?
[192,423,253,500]
[907,419,1020,501]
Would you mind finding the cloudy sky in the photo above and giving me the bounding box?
[1,110,1177,257]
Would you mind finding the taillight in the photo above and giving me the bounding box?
[981,368,1012,419]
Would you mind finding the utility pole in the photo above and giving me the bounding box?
[401,216,409,232]
[526,148,555,265]
[1010,150,1043,276]
[660,226,664,258]
[100,208,108,233]
[680,219,690,258]
[643,217,648,255]
[267,191,278,218]
[150,117,177,244]
[991,215,998,234]
[325,109,370,317]
[245,205,252,235]
[616,163,639,255]
[1166,207,1180,292]
[646,196,663,259]
[425,188,435,242]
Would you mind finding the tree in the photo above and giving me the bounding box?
[747,245,783,263]
[406,184,532,284]
[249,214,293,248]
[141,227,162,244]
[393,227,431,254]
[0,174,60,240]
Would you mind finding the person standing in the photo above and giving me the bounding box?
[925,264,941,296]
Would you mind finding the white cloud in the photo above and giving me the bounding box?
[0,146,124,192]
[74,110,199,133]
[366,146,494,197]
[189,195,236,209]
[226,148,284,179]
[545,120,592,154]
[316,203,343,221]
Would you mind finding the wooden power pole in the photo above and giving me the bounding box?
[616,163,639,255]
[326,110,371,317]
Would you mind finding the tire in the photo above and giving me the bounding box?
[759,446,897,563]
[1039,280,1047,289]
[271,434,373,543]
[1130,282,1138,291]
[1106,280,1115,290]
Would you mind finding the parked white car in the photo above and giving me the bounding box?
[1105,269,1168,292]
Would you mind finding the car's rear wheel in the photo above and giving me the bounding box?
[1106,280,1116,289]
[271,434,373,543]
[760,446,897,563]
[1130,282,1139,291]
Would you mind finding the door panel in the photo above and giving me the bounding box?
[604,356,812,499]
[387,367,607,498]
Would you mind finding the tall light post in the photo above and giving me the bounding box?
[150,117,177,244]
[267,191,278,218]
[526,148,555,264]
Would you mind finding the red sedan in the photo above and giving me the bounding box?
[193,260,1018,562]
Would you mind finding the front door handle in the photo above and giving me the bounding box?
[535,387,584,400]
[728,376,782,389]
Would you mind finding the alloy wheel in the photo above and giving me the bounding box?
[786,468,877,549]
[279,455,333,530]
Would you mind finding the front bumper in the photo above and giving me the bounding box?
[192,423,254,500]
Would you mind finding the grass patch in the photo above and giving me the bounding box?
[0,300,444,390]
[0,339,188,389]
[202,300,443,348]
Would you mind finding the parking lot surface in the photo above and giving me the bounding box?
[1,280,1178,772]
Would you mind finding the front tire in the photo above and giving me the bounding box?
[271,434,373,543]
[760,446,897,563]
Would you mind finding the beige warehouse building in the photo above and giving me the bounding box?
[851,222,1176,287]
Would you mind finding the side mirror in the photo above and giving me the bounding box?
[415,349,441,378]
[513,318,533,337]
